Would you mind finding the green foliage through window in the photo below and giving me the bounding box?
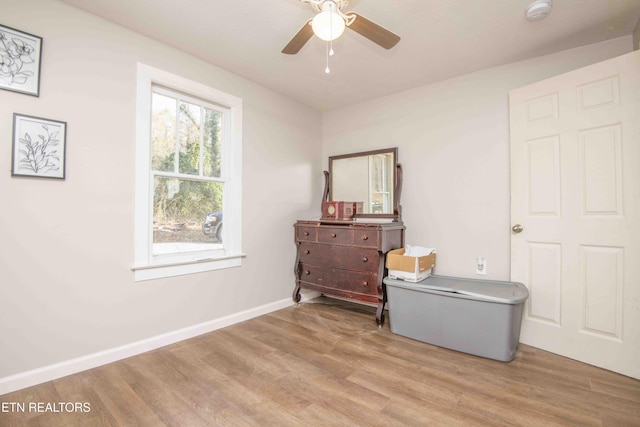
[151,87,224,231]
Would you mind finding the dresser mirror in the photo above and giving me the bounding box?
[327,147,401,218]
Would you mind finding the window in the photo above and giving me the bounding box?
[133,64,243,281]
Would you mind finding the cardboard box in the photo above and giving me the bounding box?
[386,248,436,282]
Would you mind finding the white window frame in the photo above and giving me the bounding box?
[132,64,243,281]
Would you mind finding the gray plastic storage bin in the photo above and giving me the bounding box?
[384,275,529,362]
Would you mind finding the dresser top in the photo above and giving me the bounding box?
[295,219,405,231]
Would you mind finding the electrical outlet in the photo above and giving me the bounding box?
[476,257,487,275]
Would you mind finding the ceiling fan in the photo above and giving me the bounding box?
[282,0,401,55]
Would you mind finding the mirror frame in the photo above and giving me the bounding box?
[324,147,402,220]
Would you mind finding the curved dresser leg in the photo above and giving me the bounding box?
[376,260,387,327]
[292,283,301,305]
[293,239,302,305]
[376,284,386,327]
[376,302,385,328]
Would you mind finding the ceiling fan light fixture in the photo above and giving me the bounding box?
[311,2,346,41]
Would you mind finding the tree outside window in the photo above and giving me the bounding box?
[150,87,226,256]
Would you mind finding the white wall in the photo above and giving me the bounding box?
[0,0,321,386]
[323,36,633,281]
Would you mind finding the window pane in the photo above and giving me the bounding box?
[203,107,222,178]
[152,176,224,255]
[151,93,176,172]
[178,101,201,175]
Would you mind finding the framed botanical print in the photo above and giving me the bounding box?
[0,24,43,97]
[12,113,67,179]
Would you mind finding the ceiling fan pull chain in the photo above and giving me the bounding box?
[325,41,330,73]
[325,5,336,74]
[326,9,333,74]
[329,9,335,57]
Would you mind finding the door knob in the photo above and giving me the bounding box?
[512,224,524,233]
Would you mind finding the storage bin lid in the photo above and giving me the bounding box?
[384,274,529,304]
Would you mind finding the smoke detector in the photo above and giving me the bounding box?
[526,0,552,21]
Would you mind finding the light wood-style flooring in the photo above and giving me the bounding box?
[1,297,639,426]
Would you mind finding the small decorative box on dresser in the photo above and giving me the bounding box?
[293,220,405,326]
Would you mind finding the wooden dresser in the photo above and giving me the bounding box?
[293,220,405,326]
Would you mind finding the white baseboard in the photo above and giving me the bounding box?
[0,295,315,396]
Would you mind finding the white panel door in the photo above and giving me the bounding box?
[510,51,640,379]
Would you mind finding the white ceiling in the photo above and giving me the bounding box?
[61,0,640,111]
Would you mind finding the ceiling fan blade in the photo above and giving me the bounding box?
[282,21,314,54]
[347,13,400,49]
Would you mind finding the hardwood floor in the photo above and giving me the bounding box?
[1,297,639,426]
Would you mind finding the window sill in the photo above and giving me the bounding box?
[132,253,246,281]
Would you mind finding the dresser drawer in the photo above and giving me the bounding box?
[353,229,380,248]
[317,227,353,245]
[295,225,317,242]
[298,263,379,296]
[298,242,380,272]
[331,268,379,295]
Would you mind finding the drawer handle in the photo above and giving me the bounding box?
[362,257,368,263]
[361,235,368,240]
[304,231,309,236]
[304,270,311,275]
[362,281,369,287]
[331,233,337,238]
[304,250,310,254]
